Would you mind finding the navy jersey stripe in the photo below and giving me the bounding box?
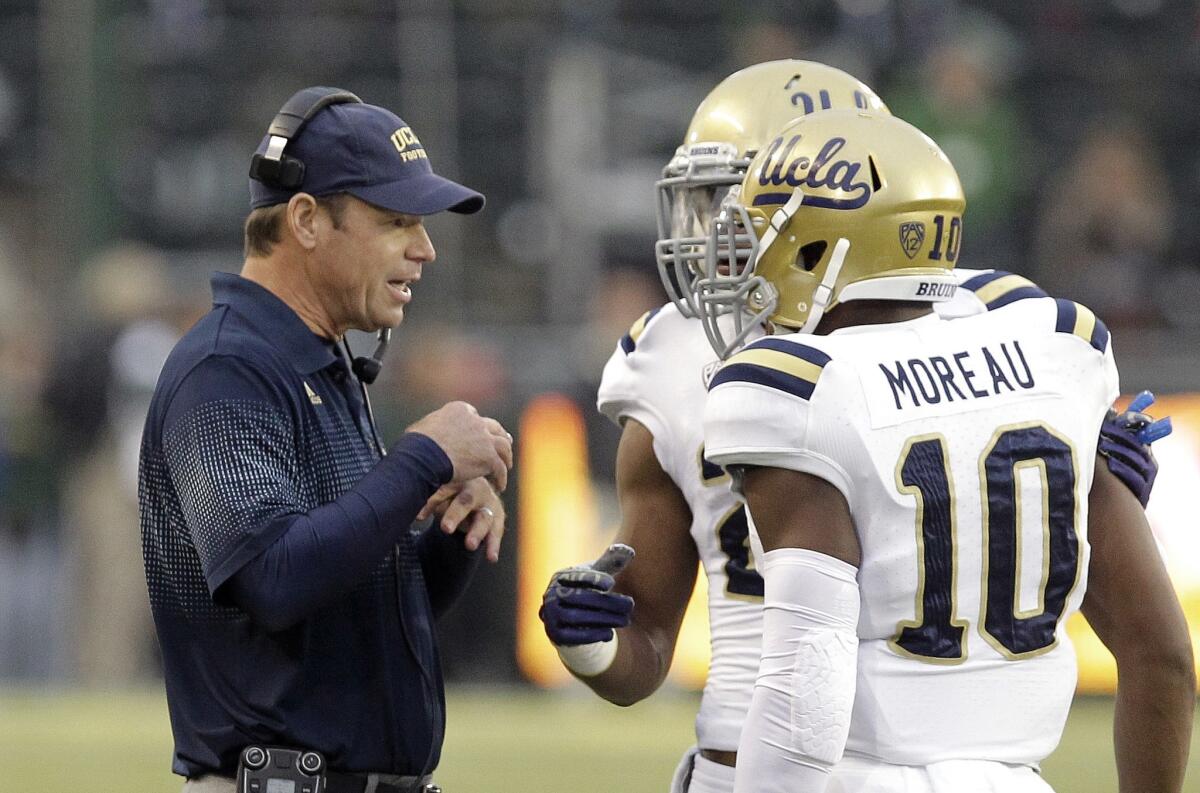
[619,306,663,354]
[1054,298,1077,335]
[987,285,1048,310]
[709,362,817,400]
[1089,316,1110,353]
[1053,298,1109,352]
[961,270,1049,311]
[961,270,1010,291]
[748,337,833,368]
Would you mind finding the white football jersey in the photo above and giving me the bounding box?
[592,268,1031,752]
[598,302,762,751]
[704,296,1118,766]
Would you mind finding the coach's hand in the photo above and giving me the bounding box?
[418,477,507,562]
[539,545,635,677]
[408,401,513,491]
[1099,390,1172,508]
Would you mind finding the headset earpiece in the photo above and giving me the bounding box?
[249,86,363,189]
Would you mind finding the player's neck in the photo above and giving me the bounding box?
[812,301,933,335]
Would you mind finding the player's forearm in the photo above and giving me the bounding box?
[733,549,859,793]
[734,679,835,793]
[1113,651,1195,793]
[573,619,673,706]
[1082,463,1194,792]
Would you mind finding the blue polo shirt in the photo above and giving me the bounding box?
[139,272,472,778]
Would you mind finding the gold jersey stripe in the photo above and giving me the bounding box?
[973,273,1036,306]
[628,311,653,344]
[727,347,825,385]
[1072,303,1097,344]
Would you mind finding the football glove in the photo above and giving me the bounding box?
[1099,390,1171,507]
[538,544,635,676]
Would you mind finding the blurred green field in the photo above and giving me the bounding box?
[1,686,1197,792]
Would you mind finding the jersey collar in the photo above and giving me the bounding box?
[826,311,942,337]
[210,272,339,374]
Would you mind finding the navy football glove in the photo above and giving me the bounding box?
[1098,390,1172,507]
[539,544,635,647]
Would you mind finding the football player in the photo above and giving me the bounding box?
[702,110,1193,793]
[537,62,1168,793]
[541,61,893,793]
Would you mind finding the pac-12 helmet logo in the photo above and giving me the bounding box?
[899,221,925,259]
[754,134,872,210]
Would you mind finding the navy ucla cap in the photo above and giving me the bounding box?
[248,101,484,215]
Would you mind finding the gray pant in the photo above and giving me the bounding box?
[182,773,434,792]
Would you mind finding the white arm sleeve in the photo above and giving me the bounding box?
[733,548,860,793]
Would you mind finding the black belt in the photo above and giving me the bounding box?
[324,771,437,793]
[699,748,737,767]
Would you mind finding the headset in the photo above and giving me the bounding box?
[250,85,392,387]
[252,87,438,793]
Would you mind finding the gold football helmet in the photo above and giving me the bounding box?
[697,110,966,359]
[655,60,889,318]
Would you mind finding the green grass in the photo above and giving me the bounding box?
[1,687,1197,792]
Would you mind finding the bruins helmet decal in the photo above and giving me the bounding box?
[696,110,966,360]
[655,60,888,319]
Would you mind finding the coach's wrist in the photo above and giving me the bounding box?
[391,432,454,485]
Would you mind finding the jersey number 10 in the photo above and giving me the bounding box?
[891,422,1082,663]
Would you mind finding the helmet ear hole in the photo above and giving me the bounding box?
[796,241,828,272]
[869,155,883,192]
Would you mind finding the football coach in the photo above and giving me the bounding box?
[138,88,512,793]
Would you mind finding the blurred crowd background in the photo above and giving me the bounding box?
[1,0,1199,686]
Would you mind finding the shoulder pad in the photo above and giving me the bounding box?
[959,270,1048,310]
[709,337,831,400]
[619,305,665,354]
[1053,298,1109,353]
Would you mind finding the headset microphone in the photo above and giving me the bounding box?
[351,328,391,385]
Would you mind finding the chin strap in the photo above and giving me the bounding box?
[753,189,808,269]
[799,237,851,334]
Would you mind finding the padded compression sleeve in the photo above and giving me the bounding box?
[733,548,860,793]
[221,433,452,631]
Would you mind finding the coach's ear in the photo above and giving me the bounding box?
[286,192,320,251]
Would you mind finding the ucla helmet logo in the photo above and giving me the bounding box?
[899,221,925,259]
[755,135,872,210]
[695,110,965,358]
